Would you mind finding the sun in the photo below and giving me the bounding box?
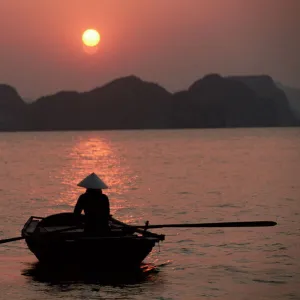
[82,29,100,47]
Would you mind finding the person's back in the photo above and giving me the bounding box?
[74,173,110,234]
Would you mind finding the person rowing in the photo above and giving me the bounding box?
[74,172,111,235]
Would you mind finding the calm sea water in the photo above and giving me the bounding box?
[0,128,299,300]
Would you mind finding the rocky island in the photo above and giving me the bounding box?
[0,74,299,131]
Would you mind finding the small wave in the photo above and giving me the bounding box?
[177,191,193,195]
[271,243,286,247]
[180,247,193,254]
[216,203,241,208]
[285,198,295,202]
[209,230,224,235]
[224,266,249,274]
[282,293,299,300]
[219,242,251,248]
[279,246,287,250]
[206,190,221,195]
[269,254,292,259]
[211,264,249,274]
[156,260,172,268]
[178,239,193,243]
[252,278,286,284]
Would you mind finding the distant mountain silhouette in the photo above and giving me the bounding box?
[0,84,28,130]
[27,76,172,130]
[275,82,300,122]
[172,74,294,127]
[0,74,298,131]
[228,75,297,125]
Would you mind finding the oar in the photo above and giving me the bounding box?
[133,220,277,229]
[0,236,25,244]
[0,225,81,245]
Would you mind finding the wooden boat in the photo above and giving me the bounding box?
[21,212,165,268]
[0,209,275,270]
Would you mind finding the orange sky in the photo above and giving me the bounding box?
[0,0,299,99]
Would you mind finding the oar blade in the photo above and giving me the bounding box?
[0,236,24,245]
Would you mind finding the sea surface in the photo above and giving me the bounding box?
[0,128,299,300]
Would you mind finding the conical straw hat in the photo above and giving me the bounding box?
[77,172,108,189]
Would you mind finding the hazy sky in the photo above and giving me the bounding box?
[0,0,299,100]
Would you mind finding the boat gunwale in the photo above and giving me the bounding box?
[21,214,165,242]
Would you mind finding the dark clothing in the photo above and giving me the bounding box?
[74,189,110,234]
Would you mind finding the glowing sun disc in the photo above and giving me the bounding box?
[82,29,100,47]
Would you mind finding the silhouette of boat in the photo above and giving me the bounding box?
[21,212,165,268]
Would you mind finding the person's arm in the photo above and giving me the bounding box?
[103,194,110,217]
[74,196,84,215]
[107,196,110,217]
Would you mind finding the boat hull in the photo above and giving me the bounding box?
[22,213,164,268]
[25,235,157,267]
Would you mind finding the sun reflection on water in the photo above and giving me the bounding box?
[55,136,139,216]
